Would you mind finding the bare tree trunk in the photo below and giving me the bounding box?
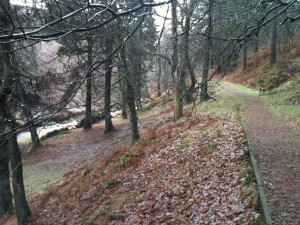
[0,119,12,215]
[200,0,212,103]
[243,46,247,71]
[0,2,31,221]
[121,45,139,141]
[5,106,31,225]
[127,78,140,141]
[0,0,13,215]
[120,78,128,119]
[121,92,128,119]
[182,1,196,103]
[16,79,41,147]
[270,21,277,67]
[84,37,93,129]
[117,45,128,119]
[104,37,115,133]
[157,57,162,97]
[254,36,259,53]
[172,0,183,121]
[0,155,12,215]
[136,64,142,110]
[186,63,196,102]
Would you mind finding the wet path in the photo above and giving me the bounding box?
[224,84,300,224]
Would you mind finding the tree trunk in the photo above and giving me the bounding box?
[127,78,140,141]
[243,46,247,71]
[0,2,31,220]
[136,64,142,110]
[117,53,128,119]
[5,106,31,225]
[133,64,142,111]
[254,36,259,53]
[0,154,12,215]
[120,78,128,119]
[270,21,277,67]
[171,0,183,121]
[182,11,196,103]
[200,0,212,103]
[157,57,162,97]
[186,64,196,102]
[121,91,128,119]
[0,118,12,215]
[173,67,184,120]
[121,45,140,141]
[104,37,115,133]
[84,37,93,129]
[184,0,197,104]
[16,79,41,147]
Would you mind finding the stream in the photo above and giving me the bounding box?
[17,120,78,142]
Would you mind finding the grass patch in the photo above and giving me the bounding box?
[17,135,32,145]
[195,85,245,117]
[176,141,190,152]
[260,76,300,123]
[263,97,300,123]
[118,152,140,168]
[226,82,259,96]
[105,179,118,189]
[23,163,69,196]
[41,128,71,140]
[139,95,173,118]
[251,214,265,225]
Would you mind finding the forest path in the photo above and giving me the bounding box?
[223,83,300,225]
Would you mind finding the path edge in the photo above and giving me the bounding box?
[245,135,272,225]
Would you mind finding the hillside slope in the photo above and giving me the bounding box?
[2,92,261,225]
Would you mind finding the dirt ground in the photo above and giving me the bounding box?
[21,111,173,171]
[224,84,300,225]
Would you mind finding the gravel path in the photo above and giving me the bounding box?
[223,84,300,225]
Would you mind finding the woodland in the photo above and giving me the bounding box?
[1,0,300,225]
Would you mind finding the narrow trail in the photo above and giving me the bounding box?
[223,83,300,225]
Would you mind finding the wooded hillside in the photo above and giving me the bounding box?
[1,0,300,224]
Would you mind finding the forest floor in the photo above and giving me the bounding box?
[224,83,300,225]
[1,91,261,225]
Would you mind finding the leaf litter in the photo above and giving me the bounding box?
[26,112,259,225]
